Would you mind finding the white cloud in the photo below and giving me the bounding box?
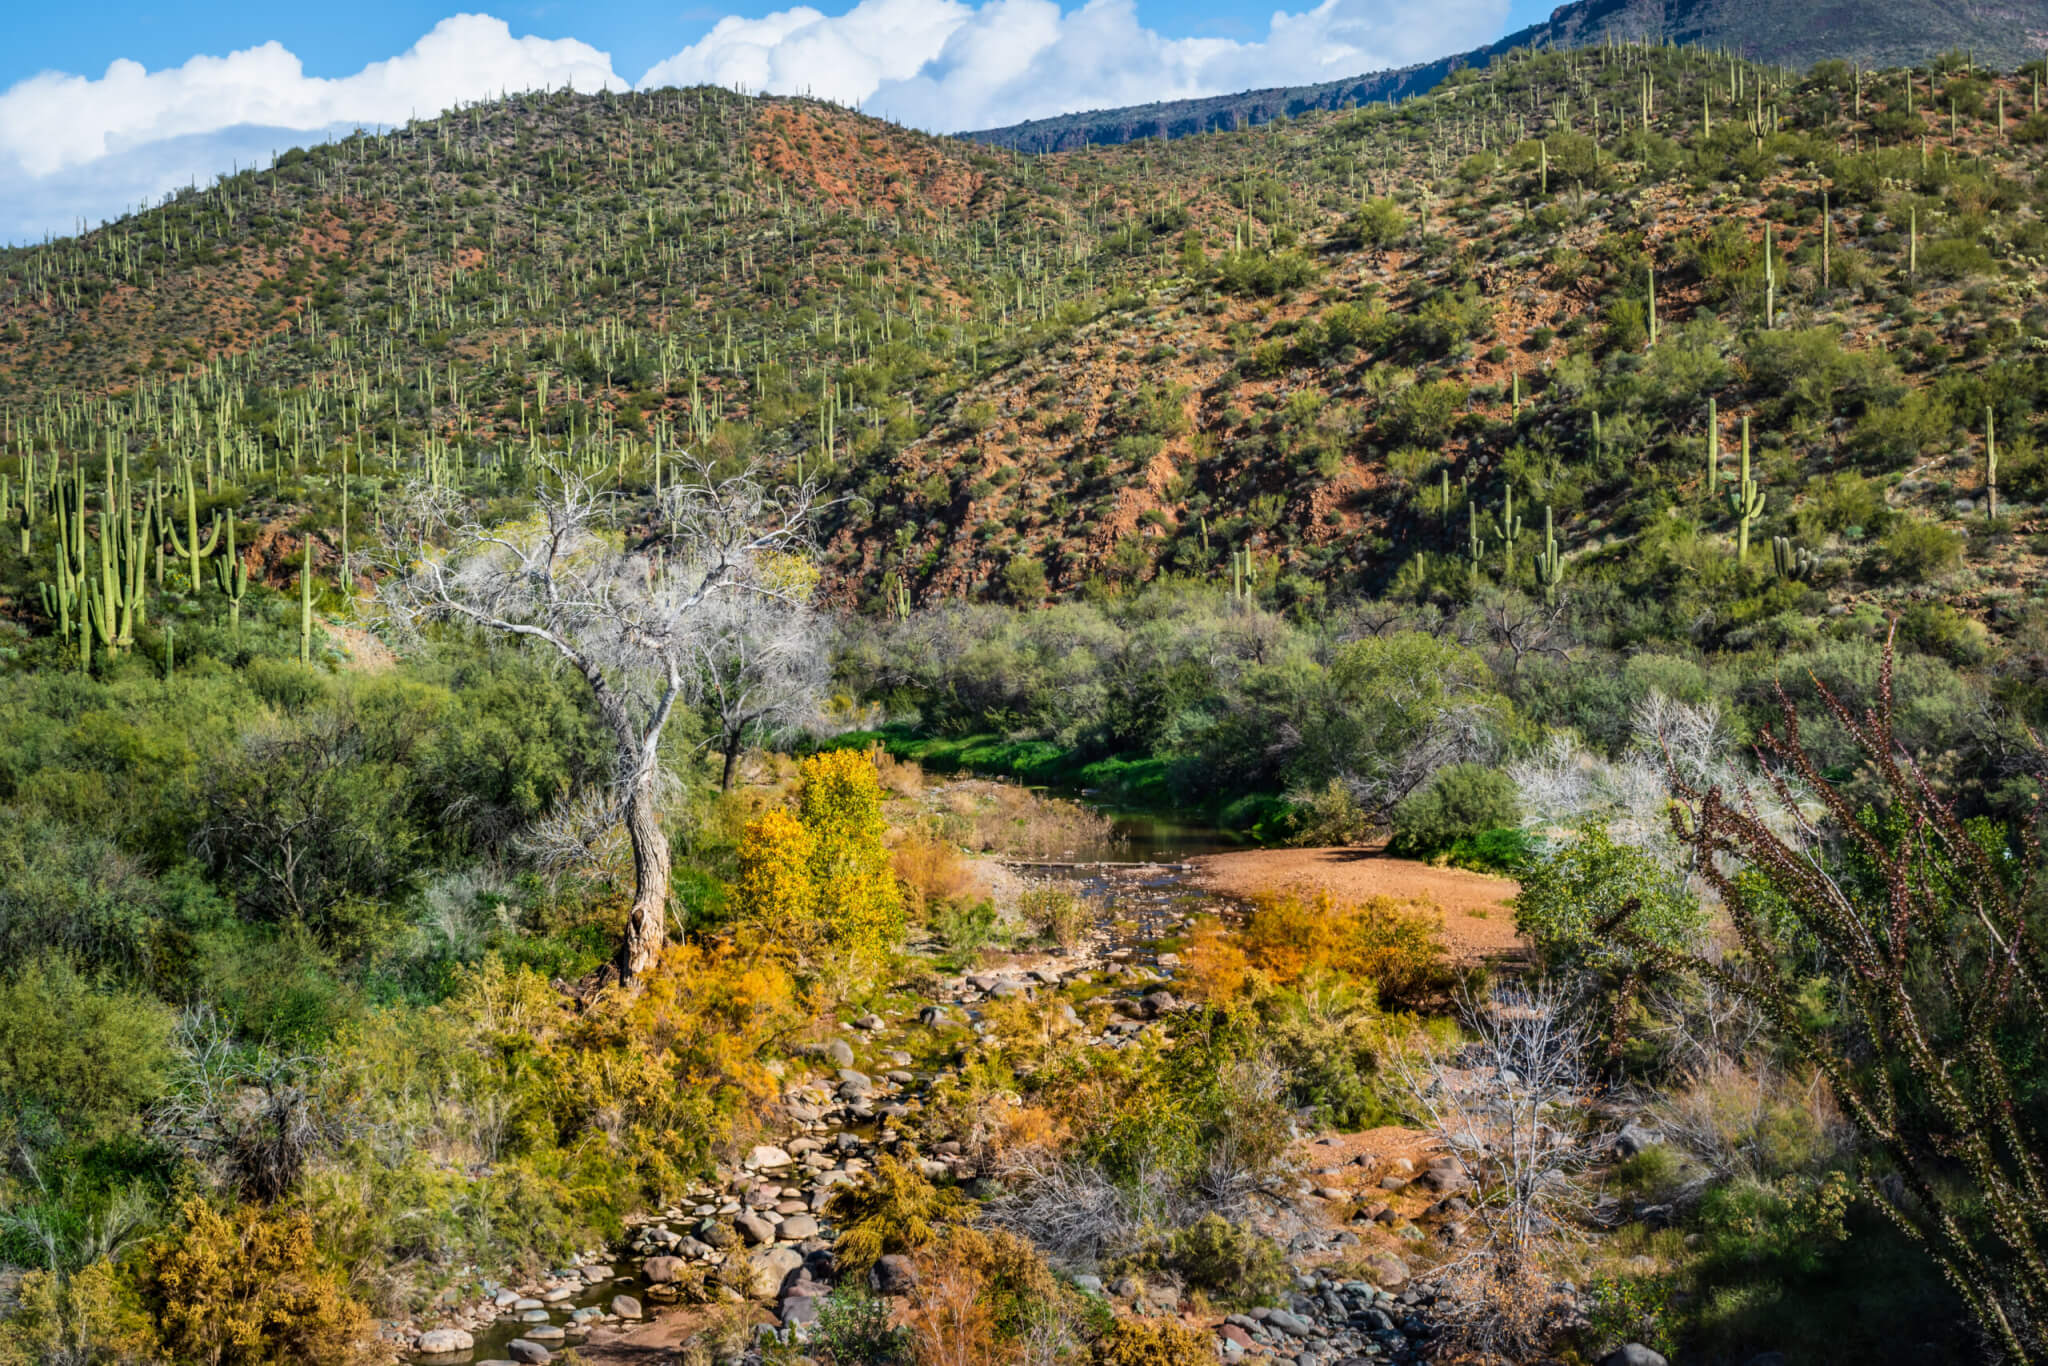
[637,0,1511,131]
[0,14,623,241]
[0,0,1510,242]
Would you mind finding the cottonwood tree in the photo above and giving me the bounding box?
[385,459,818,984]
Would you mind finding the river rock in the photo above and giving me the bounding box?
[696,1218,737,1249]
[747,1144,794,1170]
[643,1255,688,1284]
[611,1294,643,1320]
[578,1264,612,1283]
[506,1341,552,1365]
[415,1328,475,1354]
[825,1038,856,1067]
[750,1246,805,1299]
[735,1212,776,1245]
[779,1214,820,1241]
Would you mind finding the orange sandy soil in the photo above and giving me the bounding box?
[1189,845,1526,963]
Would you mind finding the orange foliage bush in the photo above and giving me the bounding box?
[894,832,976,920]
[138,1198,368,1366]
[565,941,808,1187]
[1186,892,1453,1010]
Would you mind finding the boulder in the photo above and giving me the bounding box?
[735,1212,776,1246]
[779,1214,820,1241]
[750,1246,806,1300]
[578,1264,613,1283]
[1363,1252,1411,1289]
[695,1218,737,1249]
[506,1341,552,1365]
[825,1038,856,1067]
[643,1256,688,1285]
[415,1328,475,1355]
[611,1294,643,1320]
[1263,1309,1314,1337]
[1601,1348,1669,1366]
[1140,990,1178,1018]
[747,1144,794,1170]
[1613,1123,1663,1159]
[873,1254,919,1295]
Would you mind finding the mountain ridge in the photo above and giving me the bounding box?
[963,0,2048,152]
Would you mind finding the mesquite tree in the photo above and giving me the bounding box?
[1620,634,2048,1361]
[386,459,818,983]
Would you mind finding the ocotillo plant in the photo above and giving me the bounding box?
[1727,418,1764,562]
[1536,504,1564,604]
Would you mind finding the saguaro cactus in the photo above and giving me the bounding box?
[299,535,315,665]
[1986,406,1999,520]
[1728,418,1764,562]
[1536,504,1565,604]
[1771,535,1819,581]
[212,514,249,634]
[163,460,220,592]
[1497,485,1523,575]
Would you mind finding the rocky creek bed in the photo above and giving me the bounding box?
[387,855,1621,1366]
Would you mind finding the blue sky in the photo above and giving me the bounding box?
[0,0,1557,243]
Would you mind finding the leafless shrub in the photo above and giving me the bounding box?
[1394,984,1594,1361]
[149,1008,349,1202]
[982,1153,1169,1268]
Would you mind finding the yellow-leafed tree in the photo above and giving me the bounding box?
[798,749,903,965]
[737,750,903,968]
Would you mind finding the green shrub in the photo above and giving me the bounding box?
[1876,518,1963,582]
[1090,1316,1217,1365]
[813,1285,911,1364]
[1388,764,1519,859]
[1442,826,1535,875]
[0,960,174,1144]
[1515,823,1703,977]
[1583,1273,1681,1359]
[1110,1214,1290,1309]
[1696,1172,1853,1277]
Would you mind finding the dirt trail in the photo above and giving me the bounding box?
[1188,845,1525,963]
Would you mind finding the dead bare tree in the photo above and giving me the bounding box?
[382,457,818,983]
[687,588,829,791]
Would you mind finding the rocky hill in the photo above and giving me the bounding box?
[3,42,2046,642]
